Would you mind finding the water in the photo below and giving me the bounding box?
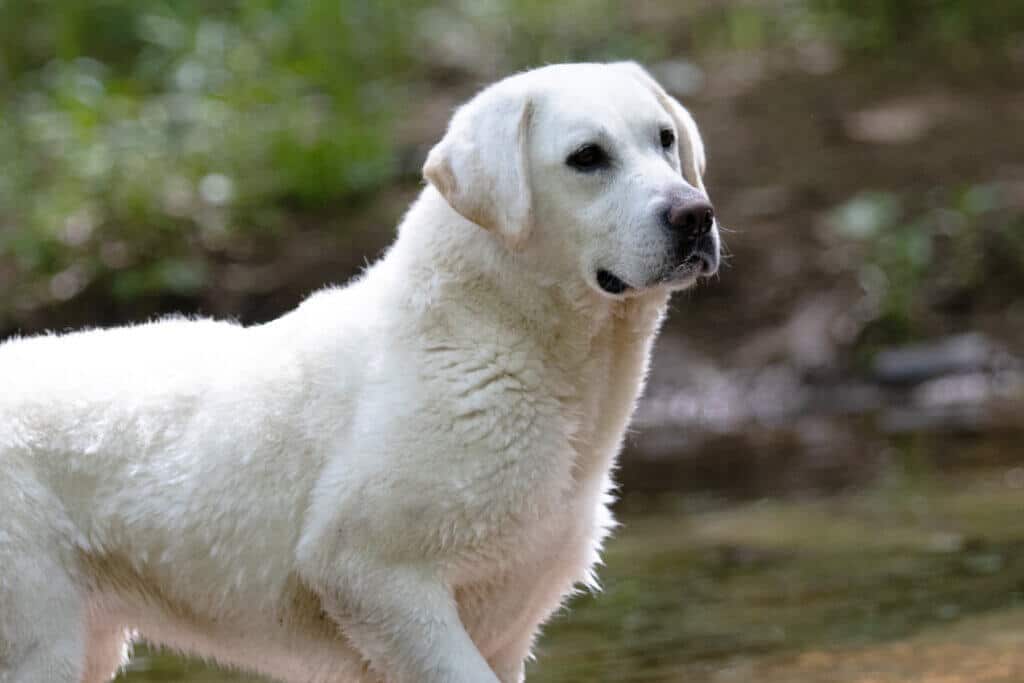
[114,429,1024,683]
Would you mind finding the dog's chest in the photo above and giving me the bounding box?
[445,322,651,646]
[431,307,657,573]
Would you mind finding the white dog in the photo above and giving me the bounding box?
[0,62,718,683]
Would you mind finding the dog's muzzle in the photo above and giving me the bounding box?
[688,232,719,276]
[595,195,720,295]
[665,194,719,277]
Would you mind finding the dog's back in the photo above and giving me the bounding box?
[0,317,348,682]
[1,318,249,487]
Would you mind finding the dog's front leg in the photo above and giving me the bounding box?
[318,560,501,683]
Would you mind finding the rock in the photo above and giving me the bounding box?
[842,94,958,145]
[872,333,1001,385]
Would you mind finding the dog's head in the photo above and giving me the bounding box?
[424,62,719,298]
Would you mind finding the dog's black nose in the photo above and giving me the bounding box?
[665,198,715,239]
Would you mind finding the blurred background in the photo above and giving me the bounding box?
[2,1,1023,681]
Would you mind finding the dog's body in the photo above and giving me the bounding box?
[0,63,718,683]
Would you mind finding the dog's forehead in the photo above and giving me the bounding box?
[521,65,669,135]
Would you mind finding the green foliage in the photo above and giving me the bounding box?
[679,0,1024,61]
[807,0,1024,58]
[0,0,642,325]
[830,184,1024,347]
[1,1,1021,329]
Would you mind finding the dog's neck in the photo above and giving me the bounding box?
[354,187,671,490]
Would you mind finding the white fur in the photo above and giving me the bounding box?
[0,62,715,683]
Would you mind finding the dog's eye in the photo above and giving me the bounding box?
[660,128,675,149]
[566,144,609,172]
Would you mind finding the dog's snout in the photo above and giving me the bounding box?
[662,193,720,280]
[665,198,715,239]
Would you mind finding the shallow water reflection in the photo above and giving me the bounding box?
[117,434,1024,683]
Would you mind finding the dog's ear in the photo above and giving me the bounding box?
[423,88,534,249]
[615,62,707,192]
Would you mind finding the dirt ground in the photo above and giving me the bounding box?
[738,612,1024,683]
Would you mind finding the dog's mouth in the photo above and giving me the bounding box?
[659,252,716,285]
[596,269,631,295]
[597,242,719,296]
[683,250,719,277]
[665,235,720,284]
